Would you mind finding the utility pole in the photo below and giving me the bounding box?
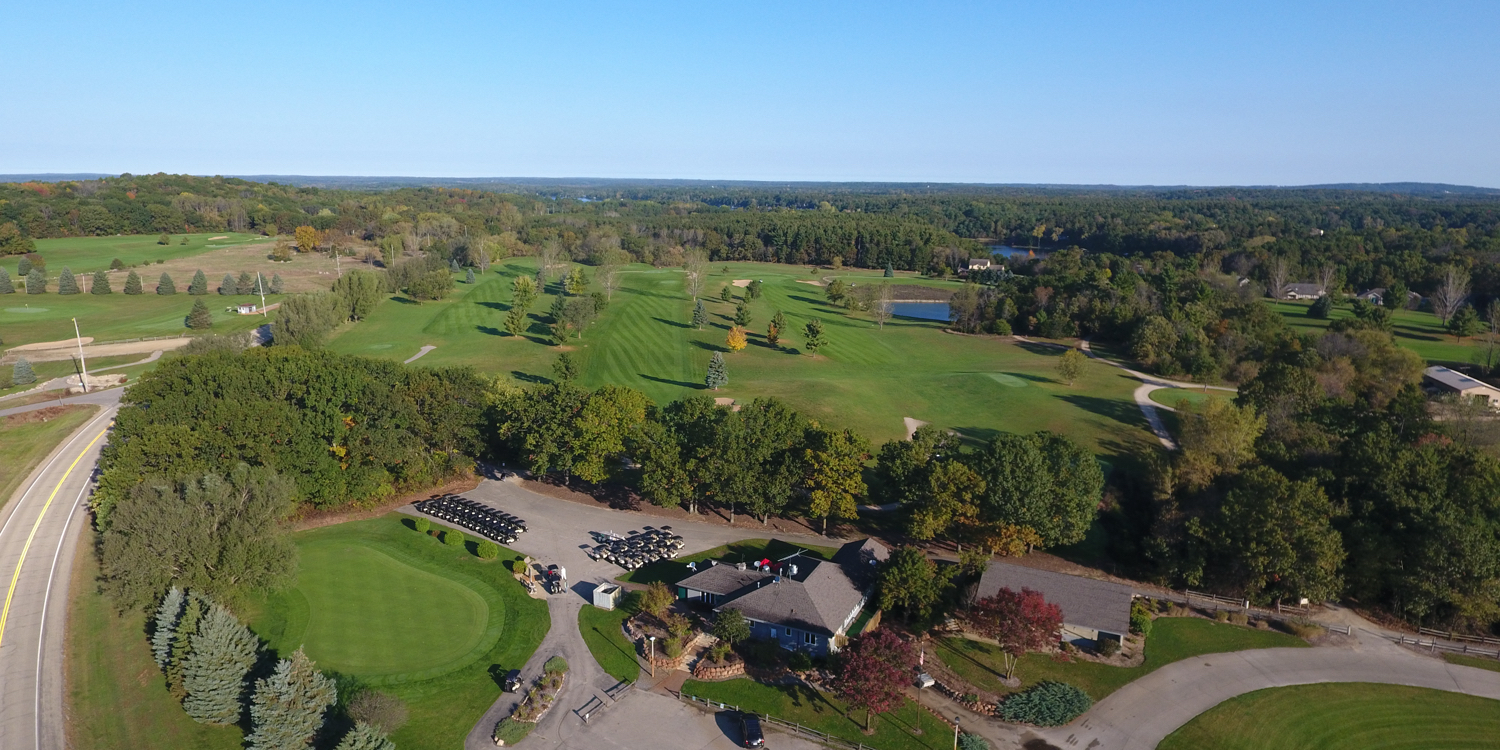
[257,271,267,316]
[73,317,90,393]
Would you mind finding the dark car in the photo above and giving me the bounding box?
[739,712,764,747]
[502,669,522,692]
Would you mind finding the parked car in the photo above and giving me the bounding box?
[502,669,522,692]
[739,712,764,747]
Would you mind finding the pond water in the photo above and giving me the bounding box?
[891,302,950,321]
[989,245,1048,260]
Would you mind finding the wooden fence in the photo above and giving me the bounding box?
[679,692,878,750]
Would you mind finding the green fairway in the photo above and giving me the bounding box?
[327,259,1159,454]
[1158,682,1500,750]
[246,515,550,750]
[1269,299,1486,364]
[8,232,265,277]
[0,293,275,350]
[937,616,1307,700]
[1148,387,1234,409]
[579,592,642,684]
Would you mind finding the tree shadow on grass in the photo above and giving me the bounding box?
[477,325,505,336]
[1015,340,1066,357]
[653,317,692,329]
[391,296,422,305]
[512,370,551,385]
[590,624,637,666]
[690,340,727,353]
[1055,394,1148,430]
[788,294,840,309]
[479,301,512,312]
[639,373,703,390]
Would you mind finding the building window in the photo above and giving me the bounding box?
[784,627,792,637]
[803,631,816,645]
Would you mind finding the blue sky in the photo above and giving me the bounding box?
[4,1,1497,185]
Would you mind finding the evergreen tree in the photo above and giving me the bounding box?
[552,352,579,383]
[187,299,214,330]
[25,269,45,294]
[505,305,528,337]
[237,271,255,295]
[91,269,112,294]
[549,295,567,323]
[449,258,461,273]
[220,273,237,295]
[720,284,733,302]
[189,269,209,295]
[110,257,125,270]
[247,648,337,750]
[747,279,763,299]
[734,300,752,327]
[18,257,32,276]
[151,587,185,669]
[884,262,894,277]
[804,318,826,355]
[182,603,259,725]
[766,319,781,347]
[334,722,395,750]
[13,357,36,385]
[166,595,205,698]
[565,265,588,295]
[705,352,728,390]
[692,299,708,329]
[153,272,172,295]
[252,273,266,295]
[465,267,476,284]
[269,274,284,294]
[58,268,80,295]
[0,267,13,294]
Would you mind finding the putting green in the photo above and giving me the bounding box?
[4,307,51,314]
[280,540,492,677]
[987,373,1028,387]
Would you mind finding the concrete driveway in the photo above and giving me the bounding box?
[403,477,849,750]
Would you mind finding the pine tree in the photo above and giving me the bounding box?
[449,258,461,273]
[189,270,209,295]
[692,299,708,329]
[465,267,476,284]
[237,271,255,295]
[110,258,125,270]
[153,272,172,295]
[884,262,894,277]
[734,300,752,327]
[0,267,13,294]
[26,269,46,294]
[220,273,237,295]
[58,268,80,295]
[706,352,728,390]
[269,274,284,294]
[19,257,33,276]
[151,587,185,669]
[505,306,528,337]
[720,284,733,302]
[183,603,259,724]
[91,269,112,294]
[167,595,205,698]
[247,648,337,750]
[13,357,36,385]
[187,299,214,330]
[335,722,395,750]
[804,318,826,355]
[766,320,781,347]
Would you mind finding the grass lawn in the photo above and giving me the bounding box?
[0,291,277,350]
[682,677,957,750]
[0,404,100,509]
[64,528,243,750]
[0,353,150,397]
[1443,653,1500,673]
[936,617,1307,701]
[618,537,840,586]
[244,514,550,750]
[1147,387,1234,409]
[1269,299,1486,364]
[326,259,1159,456]
[9,232,265,277]
[1158,682,1500,750]
[579,592,642,684]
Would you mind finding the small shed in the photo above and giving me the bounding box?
[236,304,259,314]
[593,583,622,610]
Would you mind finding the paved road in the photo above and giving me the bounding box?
[403,477,846,750]
[1034,633,1500,750]
[0,396,119,750]
[0,387,126,419]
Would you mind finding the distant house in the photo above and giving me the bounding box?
[1424,366,1500,407]
[676,538,888,655]
[967,258,992,272]
[975,562,1135,647]
[1355,288,1421,308]
[236,304,258,314]
[1282,283,1325,300]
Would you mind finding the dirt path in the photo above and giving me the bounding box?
[2,337,192,364]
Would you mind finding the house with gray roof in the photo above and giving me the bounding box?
[675,538,888,655]
[1281,283,1325,300]
[975,562,1135,647]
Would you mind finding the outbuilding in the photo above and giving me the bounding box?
[975,562,1135,647]
[1424,366,1500,407]
[592,583,622,610]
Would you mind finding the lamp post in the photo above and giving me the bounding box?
[952,715,961,750]
[648,635,656,679]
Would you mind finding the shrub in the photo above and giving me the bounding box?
[707,642,732,664]
[477,540,500,559]
[1214,610,1229,622]
[493,717,533,746]
[640,581,673,617]
[664,639,683,658]
[544,656,568,674]
[997,681,1093,726]
[347,690,408,734]
[110,258,125,270]
[665,612,692,643]
[1284,617,1324,639]
[959,733,991,750]
[445,529,465,547]
[1097,638,1120,657]
[1228,612,1249,626]
[788,650,813,671]
[743,640,783,667]
[1130,600,1154,636]
[413,517,430,532]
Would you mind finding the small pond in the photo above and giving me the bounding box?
[989,244,1048,260]
[891,302,950,321]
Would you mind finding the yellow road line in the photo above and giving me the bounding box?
[0,427,108,650]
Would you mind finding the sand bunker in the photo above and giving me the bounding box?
[731,279,752,287]
[796,279,825,287]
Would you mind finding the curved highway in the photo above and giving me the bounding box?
[0,391,121,750]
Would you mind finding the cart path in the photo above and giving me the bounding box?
[404,345,436,364]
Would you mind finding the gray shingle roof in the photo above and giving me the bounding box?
[975,562,1134,636]
[701,538,889,636]
[677,564,771,596]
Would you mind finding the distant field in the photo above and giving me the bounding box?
[1269,299,1486,364]
[327,259,1158,455]
[1158,682,1500,750]
[7,232,265,277]
[0,293,274,351]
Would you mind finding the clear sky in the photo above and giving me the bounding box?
[5,1,1497,186]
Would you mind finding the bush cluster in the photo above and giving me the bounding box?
[997,681,1093,726]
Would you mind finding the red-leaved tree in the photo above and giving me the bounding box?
[967,587,1062,680]
[832,627,915,732]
